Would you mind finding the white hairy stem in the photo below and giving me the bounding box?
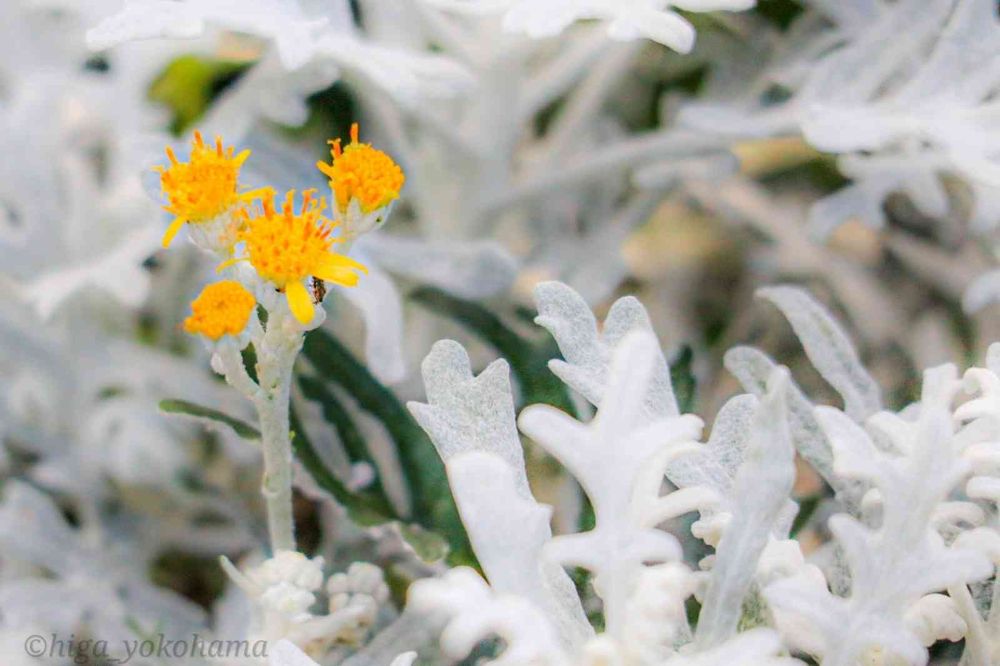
[251,306,305,554]
[211,306,300,553]
[256,367,297,554]
[217,340,264,401]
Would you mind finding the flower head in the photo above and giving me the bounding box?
[183,280,257,341]
[236,190,368,324]
[157,131,269,249]
[316,123,404,236]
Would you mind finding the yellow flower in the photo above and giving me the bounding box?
[316,123,404,221]
[228,190,368,324]
[157,131,270,249]
[183,280,257,341]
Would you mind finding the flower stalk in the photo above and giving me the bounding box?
[214,303,301,554]
[256,350,298,552]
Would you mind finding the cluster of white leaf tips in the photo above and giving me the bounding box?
[221,552,389,659]
[406,280,1000,666]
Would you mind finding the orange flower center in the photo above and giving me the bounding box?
[183,280,256,340]
[316,123,405,215]
[242,191,336,288]
[158,132,250,223]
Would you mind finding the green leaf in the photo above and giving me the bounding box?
[669,345,697,414]
[291,405,450,562]
[790,493,823,537]
[289,407,396,527]
[149,55,250,135]
[298,375,391,509]
[754,0,806,31]
[159,399,260,440]
[410,286,576,414]
[301,329,476,566]
[396,523,450,563]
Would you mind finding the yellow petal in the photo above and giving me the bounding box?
[215,256,247,273]
[286,280,315,324]
[317,252,368,275]
[313,266,360,286]
[316,161,334,179]
[238,186,274,202]
[161,216,186,248]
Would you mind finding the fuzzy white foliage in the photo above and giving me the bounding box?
[949,344,1000,663]
[715,287,1000,665]
[270,638,417,666]
[408,281,1000,666]
[0,481,206,650]
[766,365,993,665]
[801,0,1000,233]
[690,370,797,648]
[427,0,756,53]
[270,639,323,666]
[88,0,473,104]
[680,0,1000,251]
[723,346,848,504]
[963,269,1000,314]
[409,281,800,665]
[723,286,883,510]
[223,551,391,657]
[408,339,593,648]
[757,286,882,422]
[410,567,570,664]
[359,235,519,302]
[0,11,166,320]
[534,280,679,421]
[87,0,331,70]
[518,331,703,636]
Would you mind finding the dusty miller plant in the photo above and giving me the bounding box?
[401,281,1000,666]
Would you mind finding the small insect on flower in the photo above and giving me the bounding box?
[316,123,405,237]
[157,131,271,250]
[183,280,257,341]
[310,277,327,304]
[224,190,368,325]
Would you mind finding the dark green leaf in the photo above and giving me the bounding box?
[790,494,823,537]
[396,523,449,563]
[669,345,697,414]
[755,0,805,31]
[291,404,451,563]
[290,407,396,527]
[159,399,260,440]
[298,375,391,509]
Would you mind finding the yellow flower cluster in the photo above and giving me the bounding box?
[232,190,368,324]
[157,132,270,249]
[317,123,405,215]
[183,280,256,341]
[164,125,402,332]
